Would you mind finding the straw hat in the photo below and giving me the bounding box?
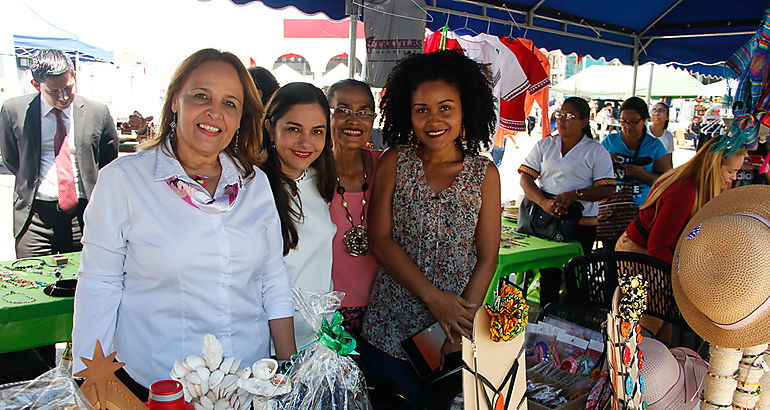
[671,185,770,348]
[639,338,707,410]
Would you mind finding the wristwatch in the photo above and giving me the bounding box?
[575,189,584,199]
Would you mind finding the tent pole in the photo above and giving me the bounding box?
[346,0,359,79]
[631,36,639,96]
[646,63,654,105]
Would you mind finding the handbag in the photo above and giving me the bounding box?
[517,192,584,242]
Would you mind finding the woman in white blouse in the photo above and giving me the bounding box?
[518,97,616,306]
[71,49,296,399]
[259,82,337,349]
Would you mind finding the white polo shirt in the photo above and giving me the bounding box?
[518,134,615,223]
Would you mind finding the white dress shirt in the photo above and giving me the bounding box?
[36,98,84,200]
[284,169,336,348]
[72,144,293,388]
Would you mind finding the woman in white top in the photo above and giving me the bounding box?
[650,102,675,157]
[260,82,337,348]
[72,49,297,398]
[518,97,616,306]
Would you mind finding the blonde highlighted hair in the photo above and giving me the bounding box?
[139,48,265,179]
[642,137,745,216]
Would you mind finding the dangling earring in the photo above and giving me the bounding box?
[409,129,418,148]
[233,129,240,154]
[461,125,467,150]
[169,112,177,145]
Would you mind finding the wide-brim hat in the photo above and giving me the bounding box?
[639,338,707,410]
[671,185,770,348]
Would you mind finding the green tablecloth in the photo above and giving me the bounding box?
[0,253,79,353]
[484,219,584,305]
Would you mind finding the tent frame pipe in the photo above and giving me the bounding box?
[641,30,754,40]
[638,0,683,37]
[527,0,547,27]
[424,5,634,48]
[425,0,635,41]
[631,36,639,96]
[346,0,358,79]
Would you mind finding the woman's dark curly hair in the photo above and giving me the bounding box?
[379,50,496,156]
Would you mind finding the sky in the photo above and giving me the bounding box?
[0,0,352,67]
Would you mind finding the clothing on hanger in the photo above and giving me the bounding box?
[498,37,551,132]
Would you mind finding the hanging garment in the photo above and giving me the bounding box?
[424,29,463,53]
[499,37,551,132]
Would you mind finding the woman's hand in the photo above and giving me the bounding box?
[623,163,646,179]
[425,289,476,342]
[553,190,579,211]
[540,197,565,218]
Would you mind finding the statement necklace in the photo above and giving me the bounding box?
[336,154,369,257]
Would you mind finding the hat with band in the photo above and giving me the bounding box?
[639,338,707,410]
[671,185,770,348]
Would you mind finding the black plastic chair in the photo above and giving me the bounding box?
[562,251,703,349]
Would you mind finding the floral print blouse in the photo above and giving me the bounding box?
[362,146,489,359]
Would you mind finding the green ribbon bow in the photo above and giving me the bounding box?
[315,311,357,356]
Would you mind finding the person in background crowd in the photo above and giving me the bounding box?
[596,102,614,139]
[735,134,770,186]
[519,97,615,307]
[260,82,337,349]
[0,49,119,259]
[248,66,280,106]
[616,138,745,263]
[649,102,675,157]
[362,50,501,408]
[326,79,381,343]
[72,49,296,399]
[601,97,672,208]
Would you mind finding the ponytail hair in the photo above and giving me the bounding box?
[563,96,593,139]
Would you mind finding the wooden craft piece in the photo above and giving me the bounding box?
[74,340,148,409]
[462,307,528,410]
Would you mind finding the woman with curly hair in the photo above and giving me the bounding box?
[361,51,501,407]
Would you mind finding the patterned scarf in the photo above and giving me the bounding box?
[165,176,239,214]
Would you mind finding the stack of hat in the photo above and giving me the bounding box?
[671,185,770,410]
[638,338,707,410]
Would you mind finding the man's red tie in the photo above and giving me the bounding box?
[52,108,78,213]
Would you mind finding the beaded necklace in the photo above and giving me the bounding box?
[336,151,369,257]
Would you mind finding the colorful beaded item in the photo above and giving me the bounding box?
[1,290,35,304]
[485,283,528,342]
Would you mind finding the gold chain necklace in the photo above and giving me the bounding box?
[336,152,369,256]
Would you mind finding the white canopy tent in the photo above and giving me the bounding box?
[552,63,704,99]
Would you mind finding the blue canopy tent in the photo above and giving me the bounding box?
[230,0,768,82]
[13,34,114,64]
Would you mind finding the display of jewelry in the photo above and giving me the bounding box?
[606,268,648,410]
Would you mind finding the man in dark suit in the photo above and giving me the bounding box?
[0,49,118,258]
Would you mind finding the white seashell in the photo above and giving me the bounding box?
[170,367,180,380]
[185,355,206,370]
[220,374,238,389]
[174,359,191,377]
[219,357,234,374]
[236,367,250,379]
[224,380,239,396]
[196,366,210,380]
[193,403,205,410]
[209,369,224,388]
[229,358,242,374]
[214,399,229,410]
[186,372,202,385]
[202,334,223,370]
[182,385,191,402]
[190,382,202,398]
[251,359,278,380]
[229,393,239,407]
[199,395,214,409]
[200,377,209,396]
[205,390,217,403]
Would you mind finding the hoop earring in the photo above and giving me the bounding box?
[169,112,177,145]
[233,129,240,154]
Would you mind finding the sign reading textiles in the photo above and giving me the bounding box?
[364,0,426,87]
